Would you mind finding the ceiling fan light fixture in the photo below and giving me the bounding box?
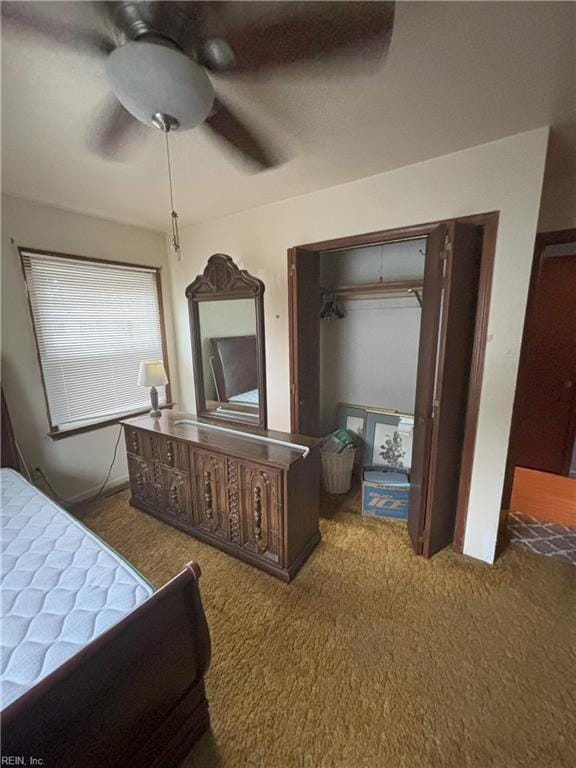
[105,41,215,130]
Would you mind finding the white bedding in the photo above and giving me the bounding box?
[0,468,153,710]
[228,388,259,405]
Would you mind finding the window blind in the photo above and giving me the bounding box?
[21,251,167,431]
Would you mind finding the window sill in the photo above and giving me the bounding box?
[48,403,175,440]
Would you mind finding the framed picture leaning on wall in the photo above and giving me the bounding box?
[363,409,414,471]
[337,403,367,470]
[337,403,367,441]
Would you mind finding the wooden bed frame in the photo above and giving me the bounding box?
[1,388,212,767]
[210,334,258,402]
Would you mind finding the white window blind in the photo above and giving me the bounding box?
[21,251,167,432]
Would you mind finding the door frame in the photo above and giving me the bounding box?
[502,227,576,509]
[288,211,499,553]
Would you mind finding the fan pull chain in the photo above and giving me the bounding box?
[164,128,182,261]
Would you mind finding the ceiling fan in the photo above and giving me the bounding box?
[2,1,396,169]
[3,1,395,257]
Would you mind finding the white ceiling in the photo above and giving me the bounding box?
[2,1,575,232]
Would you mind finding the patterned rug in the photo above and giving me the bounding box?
[508,512,576,565]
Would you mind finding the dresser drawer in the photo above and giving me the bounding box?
[147,433,188,470]
[125,427,188,471]
[125,427,145,457]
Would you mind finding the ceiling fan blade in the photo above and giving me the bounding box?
[1,1,114,56]
[200,1,395,73]
[88,97,145,161]
[204,99,276,170]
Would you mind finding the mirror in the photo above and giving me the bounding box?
[185,254,267,428]
[198,299,258,412]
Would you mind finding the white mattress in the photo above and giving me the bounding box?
[228,388,259,405]
[0,468,153,710]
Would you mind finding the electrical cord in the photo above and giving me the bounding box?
[15,440,33,482]
[92,426,123,500]
[35,467,70,505]
[17,426,123,506]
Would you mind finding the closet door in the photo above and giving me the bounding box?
[288,247,320,436]
[408,225,447,553]
[408,222,482,556]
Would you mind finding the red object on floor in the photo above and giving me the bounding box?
[510,467,576,526]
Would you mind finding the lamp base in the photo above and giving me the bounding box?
[149,386,162,418]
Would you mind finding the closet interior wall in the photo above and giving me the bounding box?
[319,239,426,435]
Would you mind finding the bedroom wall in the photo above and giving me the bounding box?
[538,174,576,233]
[168,127,549,564]
[1,195,179,503]
[320,297,421,433]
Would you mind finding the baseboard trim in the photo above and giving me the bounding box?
[65,476,130,508]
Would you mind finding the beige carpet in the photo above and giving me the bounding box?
[77,490,576,768]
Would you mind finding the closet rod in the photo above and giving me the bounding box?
[321,279,424,300]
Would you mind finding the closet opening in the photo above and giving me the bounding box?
[318,238,424,527]
[288,213,498,558]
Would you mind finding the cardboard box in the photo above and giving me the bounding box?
[362,469,410,520]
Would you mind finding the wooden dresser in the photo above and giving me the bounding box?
[121,412,321,581]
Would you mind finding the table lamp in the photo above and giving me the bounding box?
[137,360,168,417]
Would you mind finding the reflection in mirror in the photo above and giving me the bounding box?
[198,299,259,420]
[185,253,267,428]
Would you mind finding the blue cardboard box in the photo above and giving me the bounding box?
[362,468,410,520]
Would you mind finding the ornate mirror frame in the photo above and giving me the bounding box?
[185,254,268,429]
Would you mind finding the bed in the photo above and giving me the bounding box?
[0,389,212,767]
[210,334,259,406]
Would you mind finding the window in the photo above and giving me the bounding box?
[21,249,169,436]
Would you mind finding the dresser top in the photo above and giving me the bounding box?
[121,411,321,468]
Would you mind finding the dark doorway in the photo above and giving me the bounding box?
[506,229,576,483]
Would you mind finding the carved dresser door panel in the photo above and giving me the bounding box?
[127,455,153,508]
[125,426,145,458]
[192,450,229,539]
[238,462,282,563]
[125,429,156,508]
[161,467,192,522]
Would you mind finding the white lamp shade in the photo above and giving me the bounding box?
[137,360,168,388]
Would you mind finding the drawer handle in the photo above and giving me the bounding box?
[167,441,175,466]
[253,486,263,541]
[204,471,213,520]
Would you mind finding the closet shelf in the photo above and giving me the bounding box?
[321,279,424,302]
